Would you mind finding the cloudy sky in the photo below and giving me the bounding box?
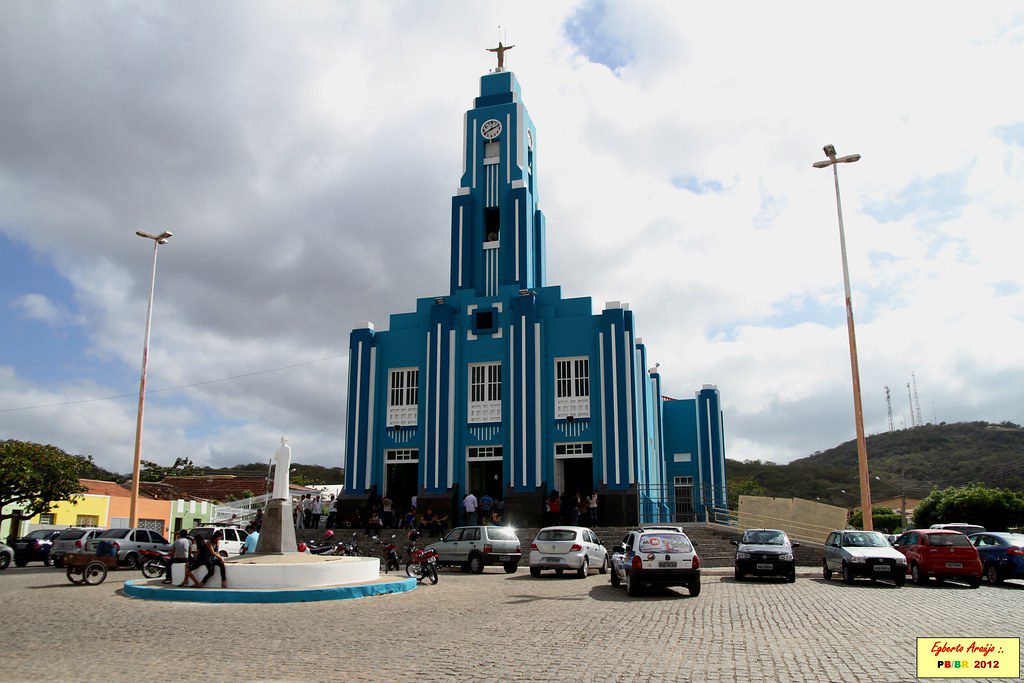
[1,1,1022,474]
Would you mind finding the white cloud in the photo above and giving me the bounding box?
[10,293,69,327]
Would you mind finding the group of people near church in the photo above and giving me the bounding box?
[292,493,338,530]
[544,490,599,527]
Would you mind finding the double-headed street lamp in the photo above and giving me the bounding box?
[813,144,873,531]
[129,230,172,527]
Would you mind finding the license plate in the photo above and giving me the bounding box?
[756,563,774,570]
[945,562,962,568]
[544,557,559,562]
[658,561,677,568]
[499,555,511,561]
[873,565,890,572]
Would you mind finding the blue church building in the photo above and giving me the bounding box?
[343,63,727,527]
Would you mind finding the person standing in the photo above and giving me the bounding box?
[580,494,590,525]
[311,496,323,529]
[166,530,199,586]
[303,495,313,529]
[479,492,493,524]
[381,495,394,529]
[549,491,561,526]
[293,498,302,530]
[463,491,479,526]
[325,495,338,529]
[589,491,599,525]
[570,492,581,526]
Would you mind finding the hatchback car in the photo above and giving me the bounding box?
[971,532,1024,584]
[85,528,171,568]
[189,526,249,557]
[426,526,522,573]
[733,529,799,582]
[893,529,982,587]
[12,529,62,567]
[823,530,907,586]
[49,527,104,567]
[529,527,608,577]
[610,529,701,596]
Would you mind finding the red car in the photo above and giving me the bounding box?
[893,529,982,587]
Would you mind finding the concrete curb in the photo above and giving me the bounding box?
[122,577,416,603]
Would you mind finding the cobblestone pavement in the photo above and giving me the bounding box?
[0,564,1020,682]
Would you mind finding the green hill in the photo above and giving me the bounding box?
[726,421,1024,508]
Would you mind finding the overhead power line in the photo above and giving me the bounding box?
[0,353,349,413]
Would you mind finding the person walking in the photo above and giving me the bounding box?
[198,530,228,588]
[589,490,599,525]
[166,530,199,586]
[463,491,479,526]
[479,492,493,524]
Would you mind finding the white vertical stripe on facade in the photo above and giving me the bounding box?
[516,104,524,170]
[506,113,511,184]
[447,329,456,487]
[515,198,520,281]
[434,323,441,489]
[599,332,607,484]
[457,206,463,287]
[694,391,703,509]
[610,325,620,485]
[463,112,467,175]
[624,330,635,485]
[509,325,515,487]
[534,322,541,483]
[472,119,477,189]
[353,341,362,489]
[520,315,527,487]
[706,398,715,508]
[365,345,376,491]
[424,332,431,488]
[718,407,727,504]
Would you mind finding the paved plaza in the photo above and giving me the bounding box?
[0,564,1020,681]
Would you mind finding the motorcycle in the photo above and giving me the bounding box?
[341,532,362,557]
[405,543,439,584]
[139,548,169,579]
[306,531,341,556]
[377,535,400,573]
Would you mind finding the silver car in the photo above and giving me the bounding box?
[529,527,608,578]
[85,528,171,568]
[822,530,907,586]
[426,526,521,574]
[0,541,12,570]
[50,527,104,567]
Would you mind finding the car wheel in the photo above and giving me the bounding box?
[842,562,855,584]
[911,562,928,586]
[688,579,701,597]
[530,566,541,578]
[986,564,1003,585]
[577,558,589,579]
[52,556,64,568]
[555,568,564,576]
[735,566,744,581]
[219,550,228,558]
[123,552,140,570]
[786,569,796,583]
[468,553,484,574]
[894,574,906,587]
[44,554,55,568]
[822,560,832,580]
[626,570,641,597]
[934,576,945,585]
[14,557,28,568]
[599,555,608,575]
[503,562,518,574]
[0,554,9,570]
[967,577,981,589]
[610,568,620,587]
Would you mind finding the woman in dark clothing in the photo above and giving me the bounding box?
[198,530,227,588]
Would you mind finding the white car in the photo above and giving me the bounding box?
[529,527,608,578]
[188,526,250,557]
[610,529,701,597]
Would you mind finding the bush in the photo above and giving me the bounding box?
[849,506,904,534]
[914,484,1024,530]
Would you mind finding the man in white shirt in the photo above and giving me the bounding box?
[464,491,479,526]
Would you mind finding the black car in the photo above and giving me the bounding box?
[733,528,799,582]
[13,529,62,567]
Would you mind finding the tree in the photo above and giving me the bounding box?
[139,456,197,482]
[849,506,904,534]
[914,484,1024,530]
[728,478,767,508]
[0,440,84,541]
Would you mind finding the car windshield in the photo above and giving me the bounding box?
[639,533,692,553]
[842,532,889,548]
[98,529,131,539]
[536,529,577,541]
[57,529,87,540]
[486,527,517,541]
[929,533,971,547]
[742,530,787,545]
[26,530,52,540]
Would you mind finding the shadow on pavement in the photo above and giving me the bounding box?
[808,577,904,589]
[588,584,691,602]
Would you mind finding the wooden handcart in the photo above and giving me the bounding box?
[65,552,119,585]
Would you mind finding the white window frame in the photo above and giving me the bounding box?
[385,449,419,463]
[554,356,591,419]
[386,367,419,427]
[554,442,593,458]
[468,362,502,424]
[467,446,503,461]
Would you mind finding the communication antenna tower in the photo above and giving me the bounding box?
[906,383,916,428]
[884,385,895,432]
[911,372,923,425]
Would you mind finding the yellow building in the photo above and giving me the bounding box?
[30,480,117,528]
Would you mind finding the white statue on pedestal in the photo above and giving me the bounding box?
[273,436,292,500]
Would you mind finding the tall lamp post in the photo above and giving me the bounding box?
[129,230,173,527]
[813,144,873,531]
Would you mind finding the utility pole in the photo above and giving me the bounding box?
[906,383,916,428]
[911,372,923,425]
[899,463,908,532]
[884,385,895,432]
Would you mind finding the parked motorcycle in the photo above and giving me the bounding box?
[405,544,439,584]
[305,531,341,555]
[139,548,169,579]
[377,535,400,573]
[341,532,362,557]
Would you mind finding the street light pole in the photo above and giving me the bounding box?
[813,145,873,531]
[129,230,173,527]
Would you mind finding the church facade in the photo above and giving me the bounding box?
[342,66,727,526]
